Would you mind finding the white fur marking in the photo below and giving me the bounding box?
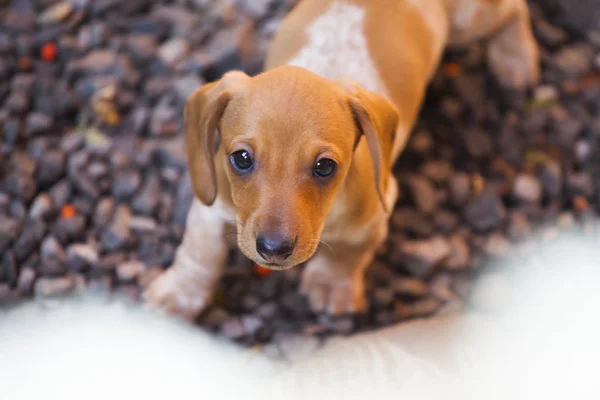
[287,1,389,99]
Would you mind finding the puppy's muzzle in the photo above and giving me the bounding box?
[256,233,295,265]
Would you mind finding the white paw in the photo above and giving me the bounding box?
[300,264,367,315]
[488,34,540,90]
[142,268,213,321]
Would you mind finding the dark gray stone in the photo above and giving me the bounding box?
[203,307,230,328]
[256,302,278,319]
[404,175,438,214]
[29,193,53,219]
[174,172,194,226]
[66,243,99,272]
[131,175,161,216]
[14,220,46,262]
[444,234,471,270]
[0,217,22,251]
[16,266,36,295]
[433,210,459,234]
[39,235,67,276]
[112,169,141,200]
[220,318,245,339]
[241,315,263,336]
[100,205,133,251]
[60,133,84,153]
[34,275,75,297]
[48,180,71,211]
[1,251,18,286]
[37,150,66,186]
[464,194,507,232]
[464,128,493,159]
[3,173,36,202]
[392,236,452,278]
[53,214,86,243]
[149,100,179,137]
[391,208,433,237]
[553,44,594,77]
[25,112,53,136]
[126,34,157,62]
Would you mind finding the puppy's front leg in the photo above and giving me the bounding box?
[143,198,231,321]
[301,218,389,315]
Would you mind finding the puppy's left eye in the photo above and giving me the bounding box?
[230,150,253,172]
[313,158,337,178]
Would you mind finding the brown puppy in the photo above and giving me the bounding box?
[144,0,539,320]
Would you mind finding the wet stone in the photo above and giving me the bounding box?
[14,219,46,262]
[449,173,471,206]
[0,217,23,251]
[37,150,66,186]
[444,234,471,270]
[100,205,133,251]
[404,175,439,214]
[131,175,161,215]
[3,173,37,202]
[116,260,146,281]
[256,302,278,319]
[25,112,53,136]
[512,174,543,203]
[241,315,263,336]
[112,169,141,200]
[465,194,507,233]
[29,193,53,220]
[393,236,452,278]
[94,197,115,227]
[60,133,84,154]
[16,266,36,295]
[53,214,86,244]
[391,208,433,237]
[40,235,65,268]
[66,243,99,272]
[220,317,245,339]
[203,307,230,328]
[34,275,74,297]
[1,251,18,286]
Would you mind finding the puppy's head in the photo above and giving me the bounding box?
[185,66,398,269]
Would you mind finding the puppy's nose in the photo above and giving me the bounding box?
[256,234,295,264]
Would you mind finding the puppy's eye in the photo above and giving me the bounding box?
[230,150,253,172]
[313,158,337,178]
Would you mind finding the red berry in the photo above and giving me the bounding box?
[41,42,57,62]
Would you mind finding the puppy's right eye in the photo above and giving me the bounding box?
[230,150,253,172]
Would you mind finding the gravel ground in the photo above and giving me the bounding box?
[1,0,599,352]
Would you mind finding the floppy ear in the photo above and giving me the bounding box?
[184,71,249,206]
[340,81,399,212]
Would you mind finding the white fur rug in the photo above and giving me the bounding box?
[1,233,599,399]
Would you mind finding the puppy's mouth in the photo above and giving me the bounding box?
[257,262,296,271]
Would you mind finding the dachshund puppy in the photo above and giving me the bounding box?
[145,0,539,319]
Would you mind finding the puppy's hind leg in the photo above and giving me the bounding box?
[448,0,540,89]
[143,199,231,321]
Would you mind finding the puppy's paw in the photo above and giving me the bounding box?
[142,268,213,322]
[300,263,367,315]
[488,30,540,90]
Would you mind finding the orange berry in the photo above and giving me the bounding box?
[18,57,31,71]
[443,62,461,77]
[61,204,76,219]
[254,264,272,277]
[41,42,58,62]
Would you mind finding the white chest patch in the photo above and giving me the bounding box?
[287,1,390,99]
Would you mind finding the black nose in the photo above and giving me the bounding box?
[256,234,295,264]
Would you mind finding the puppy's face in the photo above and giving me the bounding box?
[185,66,397,270]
